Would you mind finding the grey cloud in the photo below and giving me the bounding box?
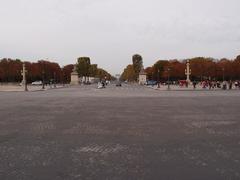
[0,0,240,74]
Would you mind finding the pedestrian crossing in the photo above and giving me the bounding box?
[106,84,148,91]
[76,84,150,92]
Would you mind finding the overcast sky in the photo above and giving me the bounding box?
[0,0,240,74]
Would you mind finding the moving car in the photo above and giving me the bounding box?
[31,81,43,85]
[116,81,122,87]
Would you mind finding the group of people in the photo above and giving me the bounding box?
[193,80,240,90]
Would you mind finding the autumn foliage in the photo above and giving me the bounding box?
[121,55,240,82]
[0,58,63,83]
[0,58,114,83]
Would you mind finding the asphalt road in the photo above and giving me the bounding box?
[0,84,240,180]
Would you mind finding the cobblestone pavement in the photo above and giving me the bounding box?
[0,84,240,180]
[0,84,66,92]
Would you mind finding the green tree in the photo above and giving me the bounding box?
[120,64,135,82]
[76,57,91,82]
[132,54,143,81]
[96,68,113,80]
[152,60,169,81]
[89,64,98,77]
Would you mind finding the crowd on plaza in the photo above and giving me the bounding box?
[145,79,240,91]
[191,80,240,90]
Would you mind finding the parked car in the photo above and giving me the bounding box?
[146,80,157,86]
[31,81,42,85]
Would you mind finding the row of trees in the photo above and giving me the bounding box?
[76,57,113,82]
[0,58,62,83]
[0,58,113,83]
[121,55,240,82]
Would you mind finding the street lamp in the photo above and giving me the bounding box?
[54,72,56,88]
[42,71,45,89]
[167,67,171,90]
[42,62,45,90]
[62,71,65,87]
[21,63,28,91]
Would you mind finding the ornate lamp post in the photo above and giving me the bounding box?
[185,60,191,84]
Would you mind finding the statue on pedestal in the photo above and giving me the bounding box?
[70,65,79,85]
[139,66,147,85]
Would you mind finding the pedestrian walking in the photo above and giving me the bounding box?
[234,81,238,89]
[193,81,197,89]
[229,80,233,90]
[223,81,227,90]
[209,81,213,90]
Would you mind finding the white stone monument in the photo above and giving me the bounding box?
[139,68,147,85]
[70,65,79,85]
[21,63,28,91]
[185,60,191,83]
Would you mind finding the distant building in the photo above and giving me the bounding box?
[115,74,121,80]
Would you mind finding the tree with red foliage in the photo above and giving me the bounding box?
[62,64,74,83]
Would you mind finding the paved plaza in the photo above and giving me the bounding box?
[0,84,240,180]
